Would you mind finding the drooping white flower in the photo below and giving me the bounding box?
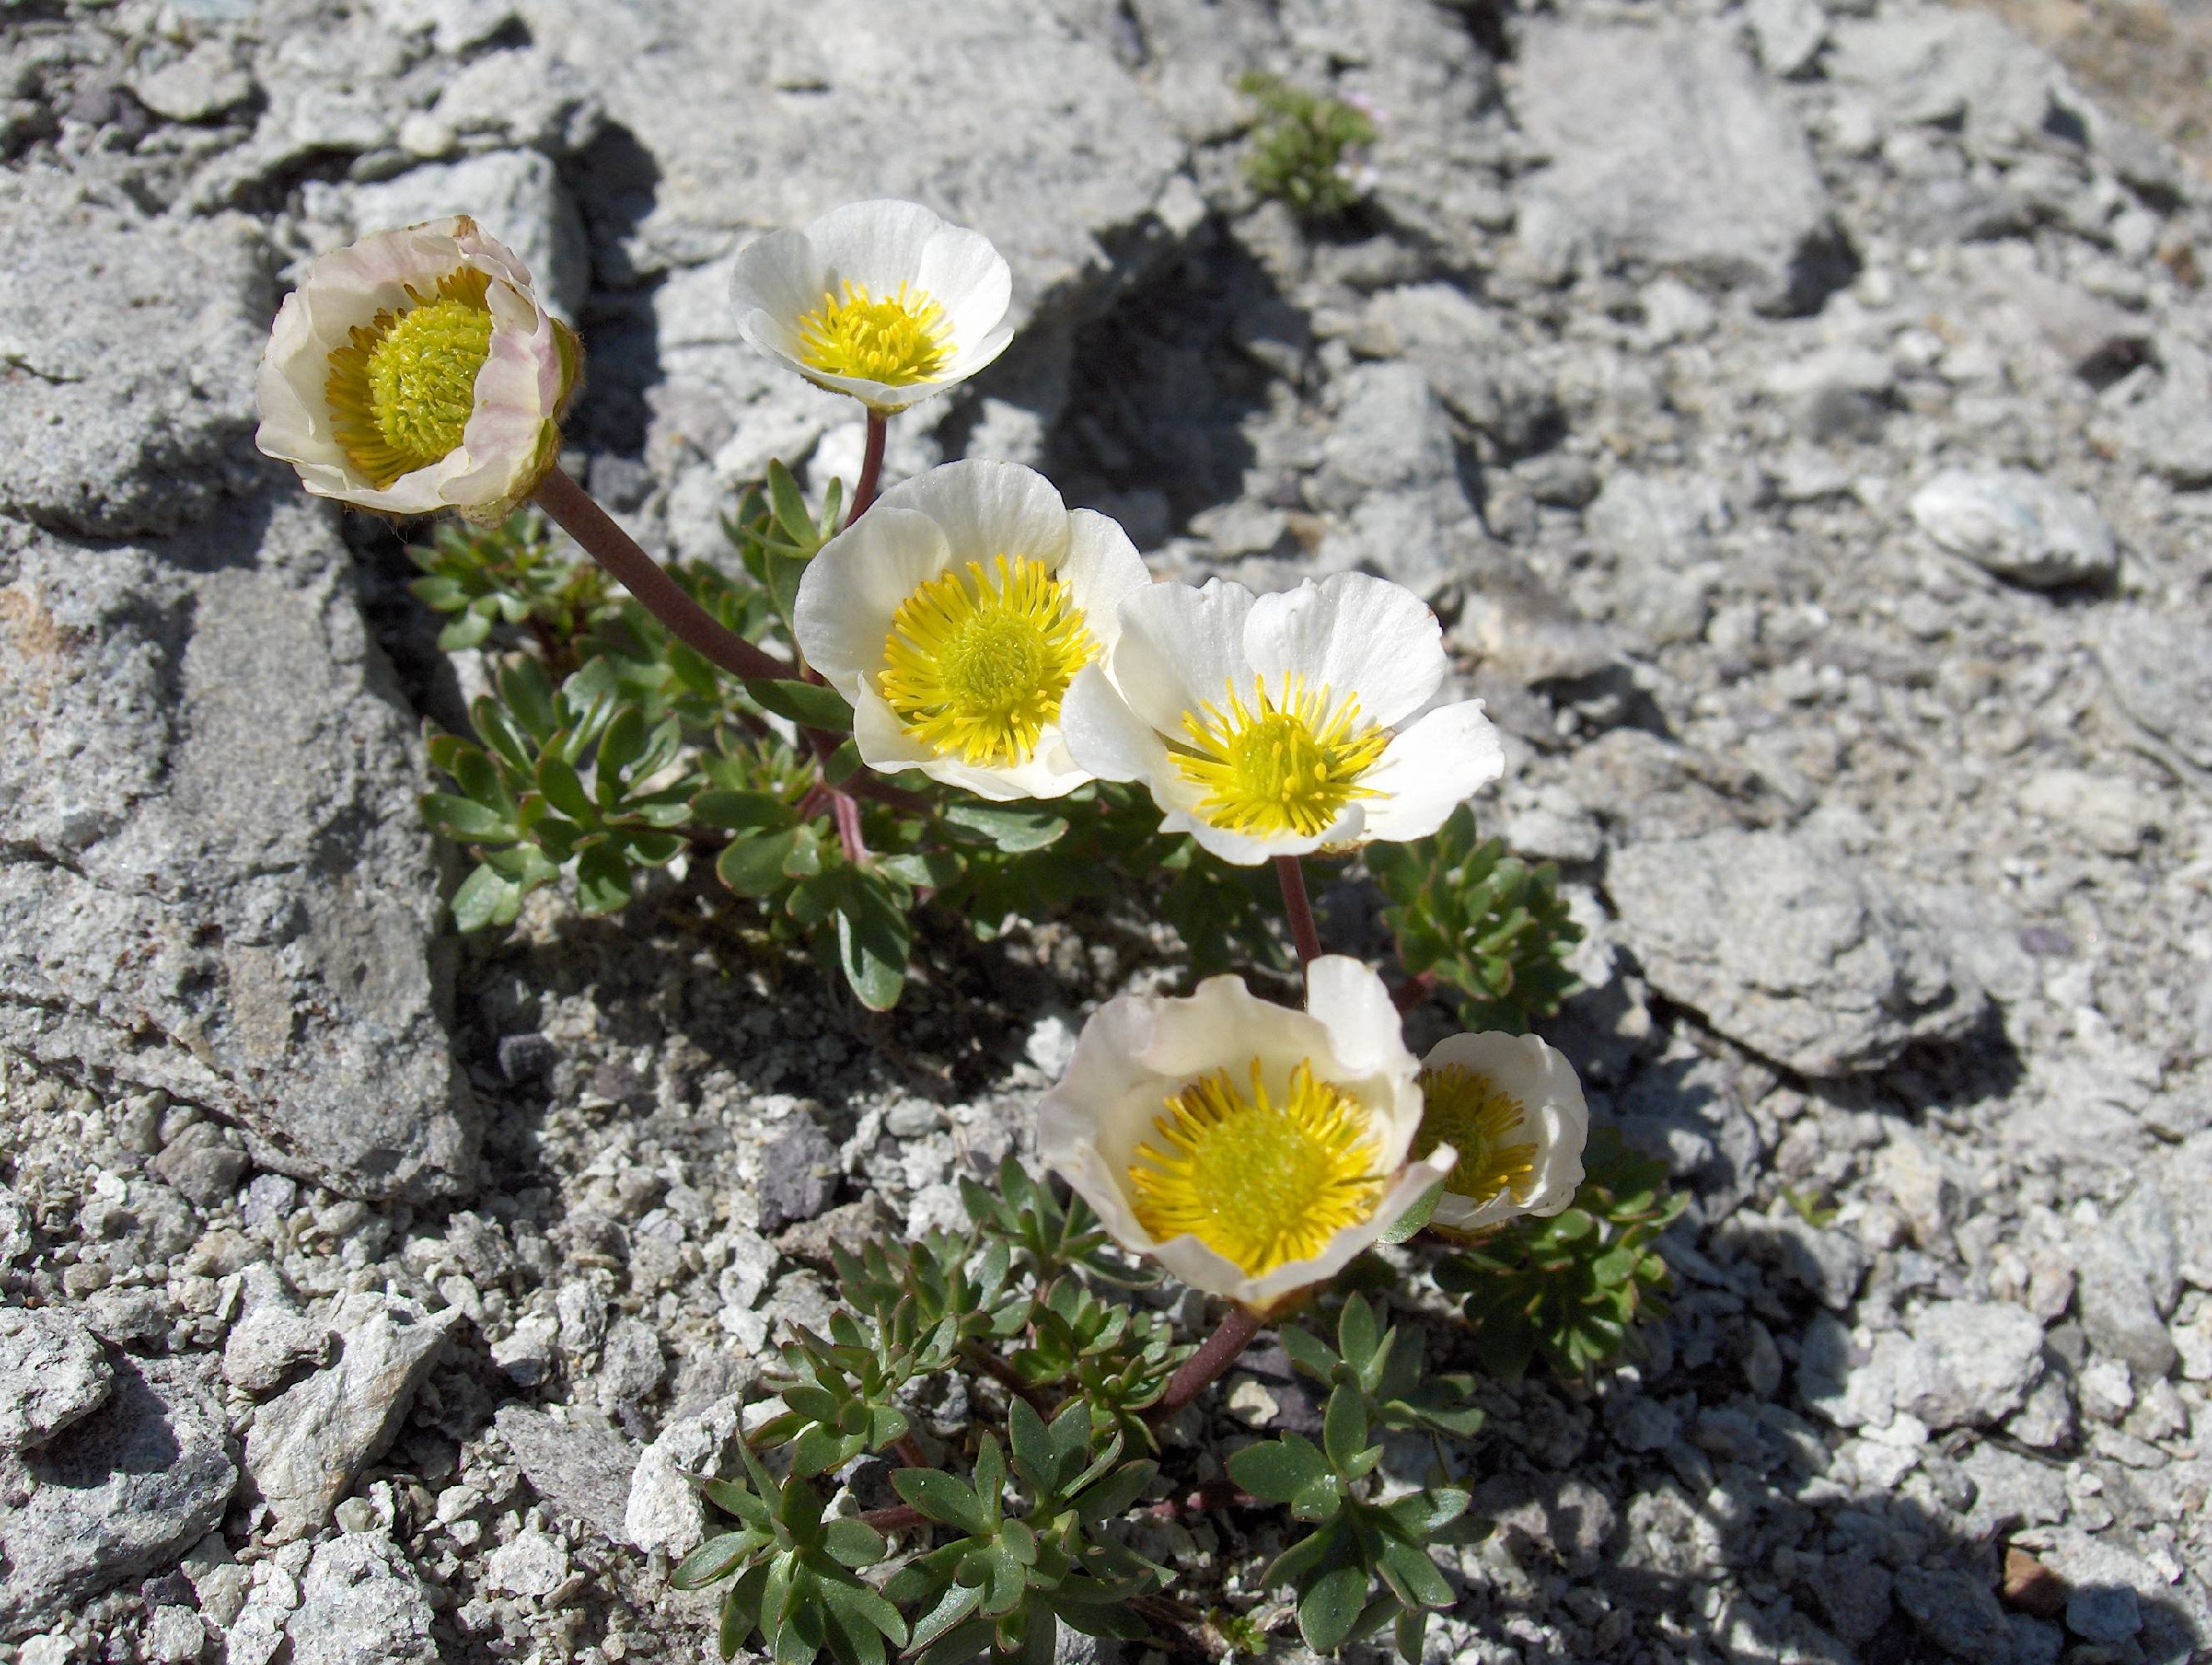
[793,460,1149,801]
[1038,957,1455,1312]
[1060,571,1506,864]
[256,216,580,522]
[1411,1031,1588,1236]
[728,200,1013,413]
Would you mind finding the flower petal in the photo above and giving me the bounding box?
[1060,667,1169,785]
[1356,700,1506,842]
[793,506,953,693]
[1245,573,1446,729]
[874,458,1071,571]
[1058,509,1151,651]
[1104,577,1257,737]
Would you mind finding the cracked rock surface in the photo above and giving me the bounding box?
[3,0,2212,1658]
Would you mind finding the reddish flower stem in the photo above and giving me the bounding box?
[858,1503,928,1533]
[1275,854,1321,968]
[1152,1304,1265,1422]
[534,466,793,684]
[848,411,888,525]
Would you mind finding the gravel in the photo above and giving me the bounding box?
[2,0,2211,1656]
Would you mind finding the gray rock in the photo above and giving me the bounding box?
[1605,1393,1681,1454]
[152,1121,250,1209]
[245,1293,461,1535]
[0,171,267,537]
[221,1267,332,1398]
[1468,1474,1618,1574]
[516,0,1185,290]
[1449,554,1619,687]
[285,1533,439,1665]
[2078,1223,2178,1380]
[1514,19,1844,312]
[129,40,256,122]
[485,1527,569,1599]
[0,497,479,1203]
[1726,1208,1868,1310]
[1907,1300,2046,1425]
[2095,608,2212,775]
[2037,1529,2163,1648]
[2067,1585,2141,1645]
[626,1392,745,1556]
[1909,468,2115,589]
[493,1405,637,1543]
[1747,0,1827,77]
[1360,285,1559,455]
[0,1307,111,1450]
[2104,347,2212,487]
[368,0,519,53]
[1802,1558,1894,1646]
[1310,363,1457,514]
[427,47,604,157]
[1827,6,2078,153]
[1606,830,1983,1076]
[335,149,591,324]
[0,1358,236,1640]
[756,1116,841,1232]
[1894,1565,2011,1664]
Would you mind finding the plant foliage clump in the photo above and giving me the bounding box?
[1238,72,1377,221]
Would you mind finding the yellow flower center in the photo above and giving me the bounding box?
[1412,1063,1538,1208]
[1129,1059,1384,1278]
[1172,674,1391,839]
[324,266,495,488]
[797,281,952,385]
[878,555,1096,768]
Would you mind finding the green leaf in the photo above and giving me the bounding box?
[833,873,910,1011]
[1337,1295,1379,1373]
[941,802,1070,852]
[1394,1606,1429,1663]
[534,753,596,822]
[1321,1383,1369,1474]
[1074,1459,1156,1525]
[1227,1434,1330,1505]
[575,842,634,915]
[1006,1397,1053,1493]
[420,792,512,842]
[910,1583,985,1653]
[670,1531,755,1590]
[1379,1179,1445,1245]
[1373,1537,1453,1610]
[821,1521,887,1573]
[767,459,814,544]
[892,1470,990,1536]
[1278,1325,1337,1383]
[819,1573,909,1648]
[500,657,560,739]
[745,678,854,732]
[694,788,793,830]
[1298,1563,1369,1654]
[450,863,520,932]
[1384,1488,1469,1538]
[598,704,648,784]
[718,830,801,897]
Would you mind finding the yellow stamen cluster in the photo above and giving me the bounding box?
[797,281,952,385]
[325,266,495,488]
[1130,1059,1383,1277]
[878,555,1096,767]
[1172,674,1390,838]
[1413,1063,1538,1208]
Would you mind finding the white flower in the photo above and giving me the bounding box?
[793,460,1149,801]
[1038,957,1455,1312]
[1060,571,1506,865]
[1411,1031,1588,1236]
[256,216,580,522]
[728,200,1013,413]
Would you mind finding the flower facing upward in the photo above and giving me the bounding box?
[1410,1031,1588,1237]
[1060,572,1506,864]
[729,200,1013,413]
[1038,957,1455,1311]
[256,217,580,521]
[793,460,1149,800]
